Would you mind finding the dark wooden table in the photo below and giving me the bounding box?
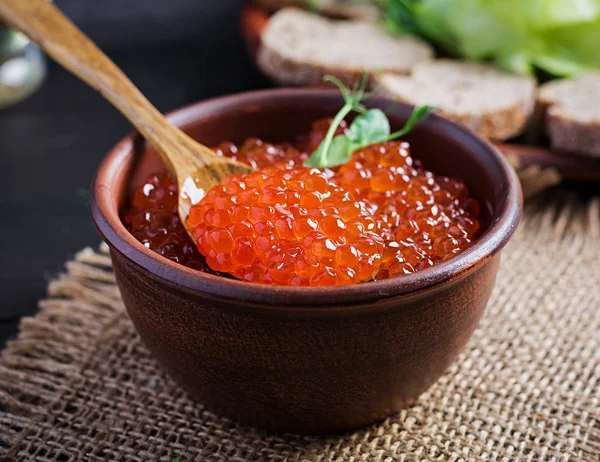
[0,38,270,347]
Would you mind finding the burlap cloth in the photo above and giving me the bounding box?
[0,192,598,461]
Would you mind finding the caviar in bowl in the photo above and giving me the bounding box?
[91,88,522,433]
[125,123,481,286]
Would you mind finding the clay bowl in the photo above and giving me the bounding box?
[91,88,522,433]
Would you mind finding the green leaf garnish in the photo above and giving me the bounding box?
[305,135,352,169]
[304,74,369,169]
[324,135,353,168]
[304,74,435,170]
[387,105,437,141]
[347,108,391,152]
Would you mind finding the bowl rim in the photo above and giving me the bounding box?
[91,87,522,307]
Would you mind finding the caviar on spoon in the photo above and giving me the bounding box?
[0,0,252,231]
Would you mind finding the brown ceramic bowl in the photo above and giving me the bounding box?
[91,88,522,433]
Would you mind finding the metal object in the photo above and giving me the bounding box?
[0,26,46,109]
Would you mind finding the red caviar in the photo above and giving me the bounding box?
[186,167,384,286]
[123,173,219,273]
[333,141,480,278]
[124,118,481,286]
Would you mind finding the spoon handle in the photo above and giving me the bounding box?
[0,0,216,173]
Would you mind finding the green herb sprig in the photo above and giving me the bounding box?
[304,75,435,170]
[304,74,370,169]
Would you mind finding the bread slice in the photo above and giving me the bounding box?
[257,8,433,88]
[254,0,380,21]
[378,60,537,141]
[538,74,600,158]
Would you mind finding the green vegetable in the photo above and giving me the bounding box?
[347,108,391,152]
[303,74,370,169]
[304,75,435,169]
[387,105,436,140]
[379,0,600,77]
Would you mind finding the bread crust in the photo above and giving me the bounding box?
[258,45,375,88]
[383,89,532,140]
[446,102,532,141]
[378,61,536,141]
[257,8,432,88]
[538,76,600,158]
[546,111,600,158]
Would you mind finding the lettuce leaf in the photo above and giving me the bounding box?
[381,0,600,76]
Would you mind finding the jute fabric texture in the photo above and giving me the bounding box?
[0,193,598,461]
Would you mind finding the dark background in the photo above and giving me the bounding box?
[0,1,270,346]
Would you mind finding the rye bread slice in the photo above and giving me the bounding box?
[538,74,600,158]
[257,8,433,88]
[254,0,380,21]
[378,60,537,141]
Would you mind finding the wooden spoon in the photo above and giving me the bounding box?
[0,0,253,231]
